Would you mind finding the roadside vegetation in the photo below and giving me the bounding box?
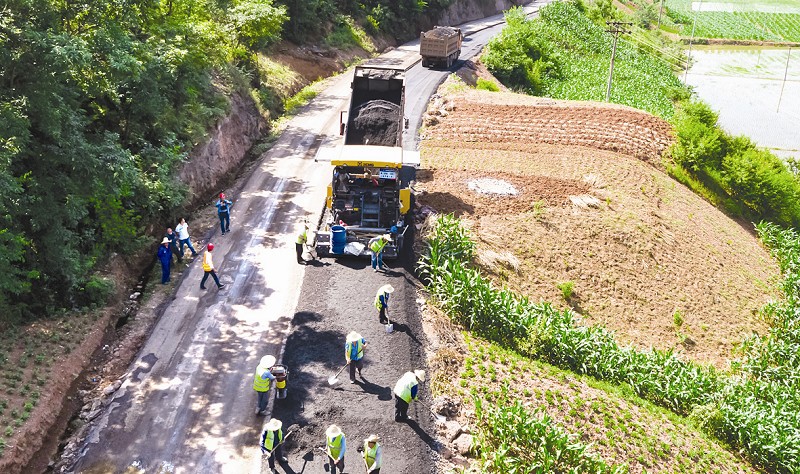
[419,214,800,472]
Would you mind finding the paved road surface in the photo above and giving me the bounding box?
[63,2,549,472]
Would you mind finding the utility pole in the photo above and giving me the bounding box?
[684,0,703,82]
[777,47,792,113]
[605,21,632,102]
[657,0,664,28]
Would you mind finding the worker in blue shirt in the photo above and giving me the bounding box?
[374,284,394,325]
[216,192,233,234]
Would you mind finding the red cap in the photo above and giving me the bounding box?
[207,243,214,251]
[219,193,225,198]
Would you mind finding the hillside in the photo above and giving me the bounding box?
[419,77,779,369]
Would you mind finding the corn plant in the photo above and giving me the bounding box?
[474,390,628,473]
[419,215,800,472]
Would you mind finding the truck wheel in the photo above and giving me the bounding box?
[422,58,429,68]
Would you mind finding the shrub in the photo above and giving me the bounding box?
[80,276,115,308]
[557,281,574,300]
[475,78,500,92]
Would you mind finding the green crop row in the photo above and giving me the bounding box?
[418,214,800,472]
[483,2,686,118]
[665,0,800,41]
[474,390,627,473]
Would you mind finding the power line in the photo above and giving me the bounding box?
[606,21,633,102]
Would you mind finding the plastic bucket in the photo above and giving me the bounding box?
[331,225,347,254]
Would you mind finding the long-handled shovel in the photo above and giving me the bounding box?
[416,399,446,422]
[327,362,350,385]
[384,308,394,334]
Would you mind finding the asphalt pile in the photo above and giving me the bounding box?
[425,27,459,39]
[350,100,400,146]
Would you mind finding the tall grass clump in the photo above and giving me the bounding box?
[474,391,628,473]
[419,214,800,472]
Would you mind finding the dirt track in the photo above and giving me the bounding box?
[274,236,438,473]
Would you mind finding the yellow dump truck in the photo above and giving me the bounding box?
[314,55,419,259]
[420,26,463,68]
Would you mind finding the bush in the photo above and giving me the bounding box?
[79,276,115,308]
[475,78,500,92]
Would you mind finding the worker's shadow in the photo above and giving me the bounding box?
[280,450,316,474]
[388,322,421,346]
[355,378,393,401]
[302,259,331,267]
[404,419,440,452]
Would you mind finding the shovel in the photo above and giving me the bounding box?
[327,362,350,385]
[384,308,394,334]
[417,399,446,422]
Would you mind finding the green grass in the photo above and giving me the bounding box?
[324,15,376,53]
[475,78,500,91]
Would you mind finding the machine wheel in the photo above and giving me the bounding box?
[422,58,429,68]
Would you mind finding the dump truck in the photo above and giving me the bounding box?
[420,26,463,68]
[314,55,419,259]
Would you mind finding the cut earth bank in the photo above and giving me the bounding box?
[0,1,530,472]
[415,69,777,471]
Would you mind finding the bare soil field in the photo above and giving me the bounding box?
[418,82,779,368]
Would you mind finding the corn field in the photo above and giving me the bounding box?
[419,215,800,472]
[474,390,628,473]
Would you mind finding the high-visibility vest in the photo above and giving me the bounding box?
[346,339,364,361]
[369,237,387,253]
[202,251,213,272]
[262,429,283,452]
[393,371,418,404]
[253,363,271,392]
[327,433,344,460]
[363,442,382,470]
[374,290,387,310]
[296,229,307,245]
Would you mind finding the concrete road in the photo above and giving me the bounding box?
[63,2,549,473]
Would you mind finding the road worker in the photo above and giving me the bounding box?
[325,424,346,474]
[345,331,367,384]
[295,223,314,264]
[374,284,394,325]
[361,434,382,473]
[393,370,425,422]
[368,233,391,271]
[260,418,288,473]
[200,243,224,290]
[253,355,276,415]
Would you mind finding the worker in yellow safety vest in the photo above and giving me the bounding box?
[393,370,425,422]
[200,243,224,290]
[325,424,346,474]
[295,223,315,264]
[360,434,382,473]
[253,355,277,415]
[260,418,288,473]
[374,284,394,325]
[345,331,367,384]
[368,233,391,271]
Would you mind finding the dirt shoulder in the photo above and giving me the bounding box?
[417,77,779,368]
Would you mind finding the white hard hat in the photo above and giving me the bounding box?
[265,418,282,431]
[326,424,343,438]
[365,434,380,443]
[414,369,426,382]
[260,355,276,367]
[379,284,394,294]
[346,331,362,343]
